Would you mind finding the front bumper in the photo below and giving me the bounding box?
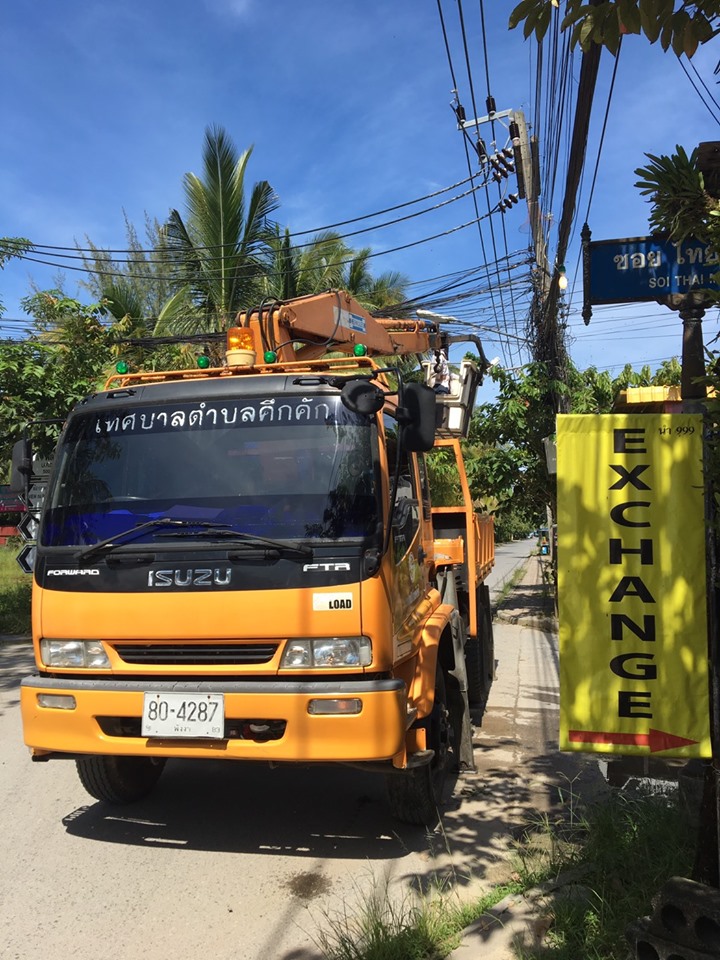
[21,675,408,762]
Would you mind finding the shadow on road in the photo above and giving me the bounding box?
[62,759,443,860]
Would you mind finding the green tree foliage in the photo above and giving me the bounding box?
[459,357,683,539]
[160,125,279,338]
[0,293,111,464]
[509,0,719,58]
[73,127,408,371]
[262,228,409,311]
[0,237,32,316]
[341,248,409,313]
[634,145,720,307]
[77,212,175,319]
[634,145,718,243]
[263,228,349,300]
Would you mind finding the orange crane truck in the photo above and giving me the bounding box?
[13,290,495,825]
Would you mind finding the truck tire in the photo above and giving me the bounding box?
[466,602,494,707]
[464,633,484,705]
[385,667,452,827]
[75,755,166,804]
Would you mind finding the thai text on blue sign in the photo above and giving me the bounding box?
[588,236,720,304]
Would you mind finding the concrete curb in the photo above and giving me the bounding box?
[447,865,596,959]
[446,891,547,959]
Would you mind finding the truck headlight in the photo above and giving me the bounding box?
[40,639,111,669]
[281,636,372,669]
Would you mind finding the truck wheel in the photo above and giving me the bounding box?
[466,604,494,707]
[75,756,166,804]
[385,667,452,827]
[464,633,485,705]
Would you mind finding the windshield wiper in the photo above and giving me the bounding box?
[159,527,313,558]
[76,518,232,561]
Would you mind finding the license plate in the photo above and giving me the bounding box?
[142,693,225,739]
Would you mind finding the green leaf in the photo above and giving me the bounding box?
[671,10,689,56]
[579,12,597,48]
[640,9,662,41]
[604,10,621,54]
[508,0,539,30]
[659,14,673,50]
[692,13,715,45]
[618,0,642,34]
[683,20,699,58]
[560,4,588,30]
[535,2,553,41]
[592,5,609,43]
[523,2,542,39]
[571,19,586,47]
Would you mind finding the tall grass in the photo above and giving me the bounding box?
[510,788,695,960]
[311,787,694,960]
[314,876,523,960]
[0,544,32,634]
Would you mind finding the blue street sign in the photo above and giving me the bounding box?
[588,236,720,304]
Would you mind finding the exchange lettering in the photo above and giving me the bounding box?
[608,427,656,720]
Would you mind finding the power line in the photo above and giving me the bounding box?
[28,176,482,257]
[8,213,498,285]
[680,56,720,125]
[32,181,488,267]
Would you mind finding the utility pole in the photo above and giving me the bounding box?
[456,104,552,369]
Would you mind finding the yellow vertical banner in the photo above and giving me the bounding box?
[557,414,711,757]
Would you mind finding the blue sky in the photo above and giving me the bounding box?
[1,1,718,378]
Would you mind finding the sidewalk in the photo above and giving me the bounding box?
[492,552,557,632]
[449,554,568,960]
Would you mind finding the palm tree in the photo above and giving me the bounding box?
[342,247,409,313]
[263,228,350,301]
[160,125,279,337]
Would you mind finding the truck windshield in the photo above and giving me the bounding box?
[41,395,378,548]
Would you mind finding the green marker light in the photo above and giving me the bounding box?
[197,355,210,369]
[264,350,277,363]
[353,344,367,357]
[116,361,129,374]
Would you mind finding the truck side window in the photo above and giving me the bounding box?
[384,415,419,563]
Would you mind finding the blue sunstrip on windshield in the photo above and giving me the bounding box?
[42,496,377,548]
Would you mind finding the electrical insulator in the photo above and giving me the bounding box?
[488,151,514,178]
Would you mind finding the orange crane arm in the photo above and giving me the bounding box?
[237,290,443,362]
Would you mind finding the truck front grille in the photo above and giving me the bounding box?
[112,643,278,666]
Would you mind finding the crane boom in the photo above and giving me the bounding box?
[238,289,443,362]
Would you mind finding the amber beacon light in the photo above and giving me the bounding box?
[226,327,257,366]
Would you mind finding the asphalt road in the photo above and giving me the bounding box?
[484,536,536,605]
[1,540,594,960]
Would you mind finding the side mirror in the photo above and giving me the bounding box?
[341,379,385,415]
[398,382,436,452]
[10,438,32,493]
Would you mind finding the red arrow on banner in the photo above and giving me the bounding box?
[568,728,698,753]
